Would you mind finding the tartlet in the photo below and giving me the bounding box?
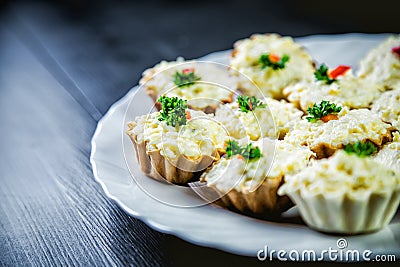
[371,88,400,131]
[215,96,303,140]
[284,107,395,158]
[284,67,381,112]
[200,138,315,217]
[357,34,400,90]
[279,150,400,234]
[229,33,315,99]
[140,58,236,113]
[127,108,226,184]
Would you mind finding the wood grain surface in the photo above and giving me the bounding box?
[1,1,398,266]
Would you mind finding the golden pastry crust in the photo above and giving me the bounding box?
[206,175,293,217]
[127,126,219,184]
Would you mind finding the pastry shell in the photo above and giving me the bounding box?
[203,175,293,218]
[127,127,218,184]
[286,188,400,234]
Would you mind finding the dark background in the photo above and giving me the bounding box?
[1,0,399,266]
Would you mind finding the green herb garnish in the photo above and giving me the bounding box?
[259,53,290,70]
[306,100,342,122]
[237,95,266,113]
[158,96,188,127]
[344,141,377,157]
[225,140,262,160]
[225,140,242,157]
[314,64,336,84]
[173,68,201,87]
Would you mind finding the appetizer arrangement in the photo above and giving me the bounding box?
[126,33,400,235]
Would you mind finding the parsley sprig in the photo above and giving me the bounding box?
[259,54,290,70]
[314,64,336,84]
[173,69,201,87]
[225,140,262,160]
[344,141,377,157]
[237,96,266,113]
[158,96,188,127]
[306,100,342,122]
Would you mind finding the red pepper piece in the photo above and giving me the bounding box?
[182,68,195,74]
[392,46,400,58]
[185,110,191,120]
[320,114,339,123]
[248,101,253,111]
[329,65,351,79]
[269,53,280,63]
[236,154,245,161]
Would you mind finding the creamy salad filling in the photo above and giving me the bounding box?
[129,109,226,159]
[230,34,315,99]
[140,58,235,108]
[374,132,400,173]
[284,70,381,111]
[215,97,302,140]
[358,34,400,90]
[284,108,393,148]
[371,89,400,131]
[279,150,400,198]
[201,138,315,193]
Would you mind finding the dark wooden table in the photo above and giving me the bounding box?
[1,1,399,266]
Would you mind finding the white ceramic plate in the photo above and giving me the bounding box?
[91,34,400,258]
